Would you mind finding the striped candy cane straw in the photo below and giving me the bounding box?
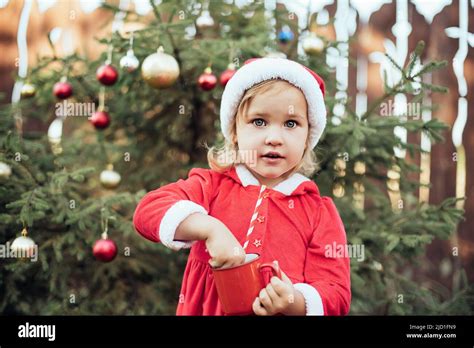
[243,185,267,250]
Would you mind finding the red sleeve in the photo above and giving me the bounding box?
[301,197,351,315]
[132,168,215,250]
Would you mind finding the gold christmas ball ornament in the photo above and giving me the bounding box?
[11,228,36,259]
[387,165,401,180]
[332,182,345,197]
[334,158,347,171]
[100,164,121,189]
[20,83,36,98]
[0,161,12,178]
[141,46,180,89]
[387,179,400,192]
[334,158,347,177]
[372,261,384,272]
[353,181,365,193]
[47,118,64,155]
[354,161,366,175]
[303,34,324,55]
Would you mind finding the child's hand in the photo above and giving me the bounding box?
[205,218,246,269]
[252,270,305,316]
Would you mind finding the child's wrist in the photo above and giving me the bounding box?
[281,290,306,316]
[175,213,217,242]
[196,214,220,241]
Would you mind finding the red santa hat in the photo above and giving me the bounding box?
[220,57,327,149]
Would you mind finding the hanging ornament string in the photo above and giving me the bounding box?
[111,0,130,33]
[106,44,113,65]
[120,31,139,72]
[11,0,34,137]
[219,42,237,87]
[96,91,110,164]
[93,207,117,262]
[100,207,117,239]
[98,86,106,111]
[100,207,109,238]
[243,185,267,250]
[129,31,134,49]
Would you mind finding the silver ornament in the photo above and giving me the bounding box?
[0,161,12,178]
[100,164,121,189]
[196,10,215,29]
[11,228,36,259]
[120,49,140,72]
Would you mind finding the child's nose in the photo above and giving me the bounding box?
[264,126,284,146]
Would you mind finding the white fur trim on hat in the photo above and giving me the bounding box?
[220,58,327,149]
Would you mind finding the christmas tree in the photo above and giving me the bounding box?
[0,0,472,315]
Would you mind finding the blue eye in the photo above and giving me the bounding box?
[285,120,297,128]
[252,119,266,127]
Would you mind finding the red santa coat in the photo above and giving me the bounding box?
[133,164,351,315]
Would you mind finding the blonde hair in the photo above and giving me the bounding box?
[207,79,319,177]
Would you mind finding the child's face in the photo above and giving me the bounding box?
[236,80,309,186]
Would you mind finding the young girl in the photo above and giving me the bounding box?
[133,58,351,316]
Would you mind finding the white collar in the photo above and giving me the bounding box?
[235,164,310,196]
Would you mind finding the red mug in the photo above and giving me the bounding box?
[212,253,281,315]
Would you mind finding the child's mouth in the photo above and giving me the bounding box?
[261,152,284,164]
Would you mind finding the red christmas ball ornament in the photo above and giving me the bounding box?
[53,79,73,99]
[219,63,236,87]
[198,67,217,91]
[93,233,117,262]
[89,110,110,130]
[96,64,118,86]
